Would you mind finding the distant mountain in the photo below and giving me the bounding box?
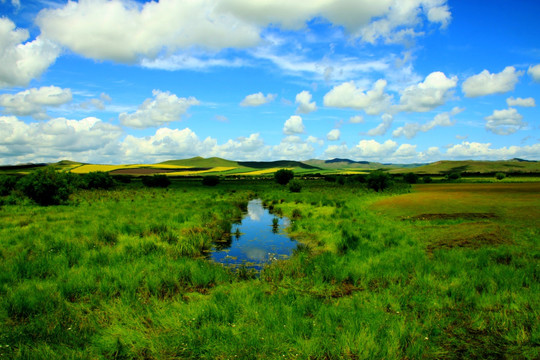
[303,159,394,170]
[238,160,320,170]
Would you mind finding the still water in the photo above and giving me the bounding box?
[210,199,298,269]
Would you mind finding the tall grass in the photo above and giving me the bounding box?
[0,179,538,359]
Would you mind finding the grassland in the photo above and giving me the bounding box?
[0,176,538,359]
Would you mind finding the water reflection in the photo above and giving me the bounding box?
[210,199,298,269]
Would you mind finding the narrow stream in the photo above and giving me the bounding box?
[210,199,298,269]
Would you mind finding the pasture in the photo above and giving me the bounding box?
[0,177,538,359]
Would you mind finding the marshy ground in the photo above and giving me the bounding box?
[0,179,538,359]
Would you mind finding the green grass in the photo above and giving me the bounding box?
[0,179,538,359]
[389,159,540,175]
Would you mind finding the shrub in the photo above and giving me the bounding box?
[18,167,74,206]
[367,170,392,192]
[288,179,302,193]
[495,172,506,180]
[142,174,171,188]
[446,172,461,180]
[83,171,115,189]
[422,176,433,183]
[202,175,220,186]
[403,172,419,184]
[0,175,19,196]
[274,169,294,185]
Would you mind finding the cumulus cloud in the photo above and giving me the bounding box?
[446,141,540,160]
[119,90,199,128]
[306,135,324,146]
[0,115,122,164]
[0,18,60,88]
[36,0,261,63]
[506,96,535,107]
[528,64,540,82]
[462,66,523,98]
[323,79,392,115]
[484,107,526,135]
[349,115,364,123]
[366,113,393,136]
[398,71,457,112]
[295,90,317,114]
[80,93,112,110]
[326,129,340,141]
[271,135,314,160]
[283,115,305,135]
[212,133,270,161]
[240,92,276,107]
[392,106,463,139]
[325,139,399,160]
[0,86,72,119]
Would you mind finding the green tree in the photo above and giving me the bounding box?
[288,179,302,193]
[495,172,506,180]
[274,169,294,185]
[367,170,392,192]
[142,174,171,188]
[202,175,220,186]
[19,167,74,206]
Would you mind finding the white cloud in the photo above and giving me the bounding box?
[0,86,72,119]
[295,90,317,114]
[506,96,535,107]
[306,135,324,146]
[528,64,540,82]
[0,115,122,164]
[0,18,60,88]
[366,113,393,136]
[36,0,261,63]
[394,143,417,159]
[323,79,392,115]
[392,106,463,139]
[80,93,112,110]
[398,71,457,112]
[325,139,398,161]
[349,115,364,123]
[283,115,305,135]
[446,141,540,160]
[271,135,314,160]
[462,66,523,98]
[484,108,526,135]
[210,133,270,161]
[240,92,276,107]
[141,53,247,71]
[326,129,340,141]
[119,90,199,128]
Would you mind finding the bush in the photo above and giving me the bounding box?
[495,172,506,180]
[403,172,419,184]
[142,174,171,188]
[0,175,19,196]
[422,176,433,183]
[288,180,302,193]
[367,170,392,192]
[274,169,294,185]
[202,175,220,186]
[446,172,461,181]
[18,167,74,206]
[83,171,115,189]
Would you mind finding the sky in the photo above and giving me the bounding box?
[0,0,539,165]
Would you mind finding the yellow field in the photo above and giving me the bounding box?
[235,168,293,176]
[70,164,191,173]
[165,167,238,176]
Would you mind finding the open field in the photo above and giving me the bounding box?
[0,177,538,359]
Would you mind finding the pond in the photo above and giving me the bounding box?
[210,199,299,269]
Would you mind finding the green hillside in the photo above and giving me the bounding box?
[160,157,239,167]
[389,159,540,175]
[238,160,320,170]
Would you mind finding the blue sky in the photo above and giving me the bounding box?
[0,0,539,165]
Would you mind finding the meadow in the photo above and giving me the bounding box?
[0,175,538,359]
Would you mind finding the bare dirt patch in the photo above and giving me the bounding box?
[404,212,498,221]
[426,223,511,253]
